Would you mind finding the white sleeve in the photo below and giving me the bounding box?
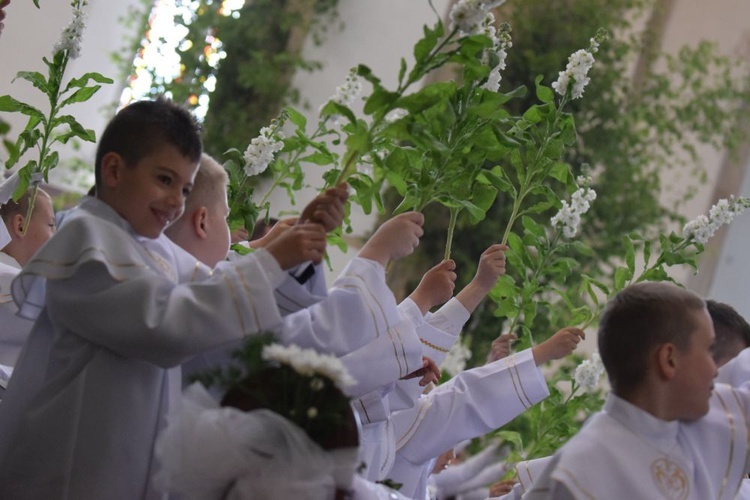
[277,257,403,357]
[341,318,424,399]
[392,349,549,465]
[45,251,283,368]
[432,444,503,497]
[716,347,750,386]
[273,262,328,316]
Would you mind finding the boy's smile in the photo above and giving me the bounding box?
[99,145,198,239]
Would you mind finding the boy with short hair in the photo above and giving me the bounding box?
[0,98,333,500]
[0,188,55,379]
[525,282,750,499]
[707,298,750,367]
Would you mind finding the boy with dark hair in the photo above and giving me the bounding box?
[707,299,750,367]
[525,282,750,499]
[0,98,333,500]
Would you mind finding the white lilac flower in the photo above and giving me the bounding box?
[551,177,597,239]
[682,196,750,244]
[552,30,607,100]
[306,407,318,419]
[440,342,473,377]
[53,5,87,59]
[262,343,356,389]
[552,49,595,99]
[574,352,605,391]
[481,23,512,92]
[449,0,506,35]
[243,126,284,177]
[331,69,363,108]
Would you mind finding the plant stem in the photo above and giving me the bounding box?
[444,206,459,261]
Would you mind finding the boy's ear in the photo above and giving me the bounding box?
[192,206,209,240]
[12,213,26,238]
[100,152,126,189]
[656,343,678,380]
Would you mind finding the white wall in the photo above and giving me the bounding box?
[0,0,141,188]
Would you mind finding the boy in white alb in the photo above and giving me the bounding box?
[166,154,427,384]
[0,99,332,500]
[0,188,55,381]
[525,282,750,500]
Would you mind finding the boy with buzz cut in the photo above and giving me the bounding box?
[0,98,335,500]
[525,281,750,500]
[169,153,425,386]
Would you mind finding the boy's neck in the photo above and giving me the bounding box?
[618,384,679,422]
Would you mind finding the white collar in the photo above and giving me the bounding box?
[604,393,681,453]
[0,251,21,270]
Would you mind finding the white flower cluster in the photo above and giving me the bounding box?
[331,68,363,108]
[449,0,506,35]
[551,49,596,100]
[262,343,356,390]
[243,126,284,177]
[481,21,512,92]
[551,177,597,238]
[440,342,473,377]
[53,5,87,59]
[682,196,750,244]
[574,352,605,392]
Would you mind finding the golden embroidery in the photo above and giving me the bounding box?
[0,293,12,304]
[420,338,449,353]
[395,397,433,449]
[391,325,412,375]
[506,355,528,409]
[235,272,263,332]
[557,466,597,500]
[338,283,382,339]
[385,325,405,377]
[651,457,689,500]
[222,274,247,334]
[510,352,534,407]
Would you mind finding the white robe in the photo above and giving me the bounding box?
[385,349,549,499]
[0,252,32,369]
[524,388,750,500]
[0,197,287,500]
[352,298,469,481]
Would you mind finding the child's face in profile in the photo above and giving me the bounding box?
[108,145,197,239]
[671,308,718,421]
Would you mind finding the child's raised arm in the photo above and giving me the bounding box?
[264,222,327,268]
[358,211,424,268]
[531,327,585,365]
[455,244,508,314]
[408,260,457,315]
[299,183,349,232]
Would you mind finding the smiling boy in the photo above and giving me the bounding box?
[0,98,328,500]
[524,282,750,500]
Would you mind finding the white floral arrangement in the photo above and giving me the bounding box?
[261,342,356,390]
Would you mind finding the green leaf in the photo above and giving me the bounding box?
[0,96,45,121]
[13,71,49,96]
[53,115,96,142]
[549,162,570,183]
[535,75,554,104]
[285,107,307,129]
[62,72,114,94]
[492,275,517,299]
[624,235,635,273]
[60,85,102,107]
[614,266,633,291]
[299,152,335,166]
[523,105,543,124]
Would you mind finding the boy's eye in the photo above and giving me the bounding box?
[158,175,172,186]
[182,187,192,198]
